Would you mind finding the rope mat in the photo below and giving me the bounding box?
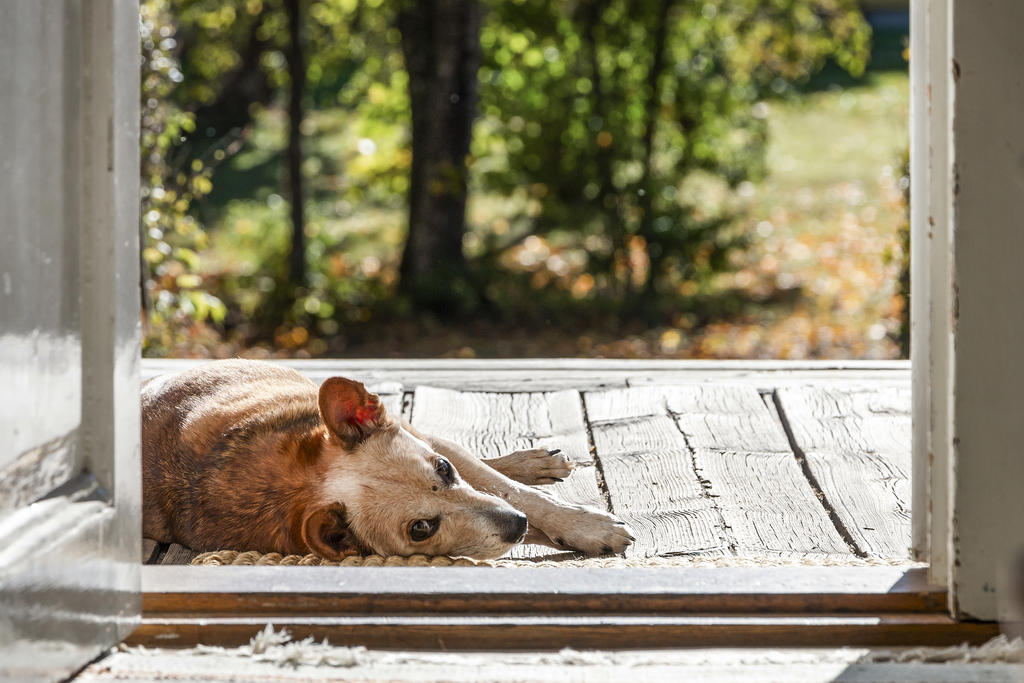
[191,549,923,568]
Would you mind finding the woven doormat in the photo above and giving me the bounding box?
[191,549,924,569]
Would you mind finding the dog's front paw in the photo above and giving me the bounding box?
[486,448,574,485]
[537,506,634,556]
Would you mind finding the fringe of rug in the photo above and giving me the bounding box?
[191,549,924,569]
[116,625,1024,668]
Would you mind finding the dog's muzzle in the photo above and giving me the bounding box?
[491,509,529,544]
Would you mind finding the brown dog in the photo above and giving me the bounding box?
[142,359,634,559]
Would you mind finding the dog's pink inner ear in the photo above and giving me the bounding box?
[301,503,357,561]
[318,377,386,442]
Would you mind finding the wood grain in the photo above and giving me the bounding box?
[775,384,912,558]
[668,385,852,557]
[161,543,200,566]
[370,382,404,420]
[410,386,605,558]
[585,387,725,558]
[141,358,910,392]
[585,385,853,558]
[126,614,998,650]
[142,566,947,616]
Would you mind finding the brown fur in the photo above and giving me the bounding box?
[142,359,634,559]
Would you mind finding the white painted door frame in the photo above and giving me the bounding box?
[0,0,141,678]
[911,0,1024,621]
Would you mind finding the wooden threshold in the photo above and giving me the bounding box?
[132,565,999,649]
[129,614,997,650]
[143,566,943,615]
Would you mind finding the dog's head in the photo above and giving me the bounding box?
[299,377,527,560]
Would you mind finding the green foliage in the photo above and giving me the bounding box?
[169,0,405,159]
[141,0,887,358]
[140,0,225,355]
[475,0,870,314]
[141,0,410,353]
[203,196,397,354]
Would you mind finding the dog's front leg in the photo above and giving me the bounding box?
[425,435,634,556]
[484,448,573,485]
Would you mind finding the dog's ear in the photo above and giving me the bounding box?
[318,377,387,445]
[301,503,358,561]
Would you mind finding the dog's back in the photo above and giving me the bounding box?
[142,359,323,550]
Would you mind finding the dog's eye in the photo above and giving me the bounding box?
[435,457,455,485]
[409,518,439,542]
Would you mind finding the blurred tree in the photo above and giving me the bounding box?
[477,0,870,318]
[171,1,276,160]
[397,0,482,314]
[140,0,226,355]
[142,0,878,355]
[164,0,401,306]
[285,0,307,288]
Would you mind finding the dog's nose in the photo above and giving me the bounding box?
[498,510,528,544]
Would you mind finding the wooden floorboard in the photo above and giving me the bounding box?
[373,382,405,421]
[584,385,856,559]
[585,388,727,558]
[774,384,912,558]
[410,386,606,558]
[140,358,910,392]
[669,384,854,558]
[160,543,199,565]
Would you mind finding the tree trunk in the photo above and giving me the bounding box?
[285,0,306,289]
[397,0,481,314]
[634,0,674,314]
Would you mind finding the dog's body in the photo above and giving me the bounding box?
[142,359,633,559]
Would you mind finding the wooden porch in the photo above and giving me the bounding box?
[142,359,913,565]
[133,360,1007,652]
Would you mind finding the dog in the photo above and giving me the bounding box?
[142,359,634,560]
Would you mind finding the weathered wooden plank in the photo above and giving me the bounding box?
[662,385,790,452]
[161,543,200,566]
[140,358,910,392]
[142,566,946,616]
[370,382,404,419]
[775,384,912,558]
[585,385,853,558]
[141,538,159,564]
[667,385,852,557]
[585,387,726,558]
[410,386,605,559]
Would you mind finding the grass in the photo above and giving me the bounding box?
[687,70,909,359]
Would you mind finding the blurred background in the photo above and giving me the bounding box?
[140,0,909,360]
